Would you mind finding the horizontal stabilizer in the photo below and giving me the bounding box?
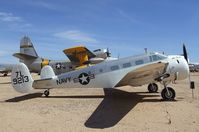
[13,53,37,60]
[33,78,54,89]
[32,65,56,89]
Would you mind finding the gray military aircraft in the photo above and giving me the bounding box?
[13,36,112,75]
[11,47,190,100]
[0,63,15,76]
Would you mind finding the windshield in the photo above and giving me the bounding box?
[150,53,167,61]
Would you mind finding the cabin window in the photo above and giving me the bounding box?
[123,62,131,68]
[135,60,144,65]
[111,65,119,71]
[149,56,153,62]
[152,55,160,61]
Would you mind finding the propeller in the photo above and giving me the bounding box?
[106,48,111,57]
[183,44,195,98]
[183,44,188,62]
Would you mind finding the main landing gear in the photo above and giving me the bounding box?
[148,83,158,93]
[161,87,175,101]
[147,82,176,101]
[3,73,8,76]
[43,89,50,97]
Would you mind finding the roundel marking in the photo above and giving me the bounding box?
[78,73,90,85]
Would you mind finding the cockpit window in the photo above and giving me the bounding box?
[151,54,166,61]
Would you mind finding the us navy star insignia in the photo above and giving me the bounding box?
[56,63,62,69]
[73,72,95,85]
[79,73,90,85]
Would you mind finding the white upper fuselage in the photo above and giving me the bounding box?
[33,52,189,89]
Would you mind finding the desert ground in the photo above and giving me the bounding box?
[0,73,199,132]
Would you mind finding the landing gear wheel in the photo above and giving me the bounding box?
[44,89,50,97]
[3,73,7,76]
[161,87,175,101]
[148,83,158,93]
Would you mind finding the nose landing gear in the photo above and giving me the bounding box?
[148,83,158,93]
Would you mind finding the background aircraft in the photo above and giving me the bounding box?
[0,64,15,76]
[189,63,199,72]
[11,47,189,101]
[13,36,112,75]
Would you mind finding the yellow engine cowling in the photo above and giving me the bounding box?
[41,59,49,68]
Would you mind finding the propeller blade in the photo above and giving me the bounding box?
[183,44,188,62]
[183,44,194,98]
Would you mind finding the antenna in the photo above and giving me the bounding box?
[144,48,148,54]
[117,53,120,59]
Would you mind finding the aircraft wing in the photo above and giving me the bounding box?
[63,46,96,65]
[116,62,168,87]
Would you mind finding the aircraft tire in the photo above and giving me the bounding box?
[44,90,50,97]
[148,83,158,93]
[3,73,7,76]
[161,87,175,101]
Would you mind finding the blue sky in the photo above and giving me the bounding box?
[0,0,199,63]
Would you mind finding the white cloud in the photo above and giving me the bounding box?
[54,30,98,43]
[34,1,57,10]
[118,9,140,24]
[20,0,58,10]
[0,12,22,22]
[0,12,32,31]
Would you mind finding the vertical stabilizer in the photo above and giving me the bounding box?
[11,63,33,93]
[20,36,38,58]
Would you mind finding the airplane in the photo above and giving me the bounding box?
[13,36,113,75]
[0,63,15,76]
[11,46,190,101]
[189,63,199,72]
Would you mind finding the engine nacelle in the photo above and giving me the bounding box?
[89,58,105,64]
[93,49,109,59]
[163,55,189,82]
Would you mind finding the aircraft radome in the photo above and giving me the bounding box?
[11,46,190,101]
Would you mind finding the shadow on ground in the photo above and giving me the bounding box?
[84,89,161,128]
[0,82,11,84]
[4,88,162,128]
[5,93,43,102]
